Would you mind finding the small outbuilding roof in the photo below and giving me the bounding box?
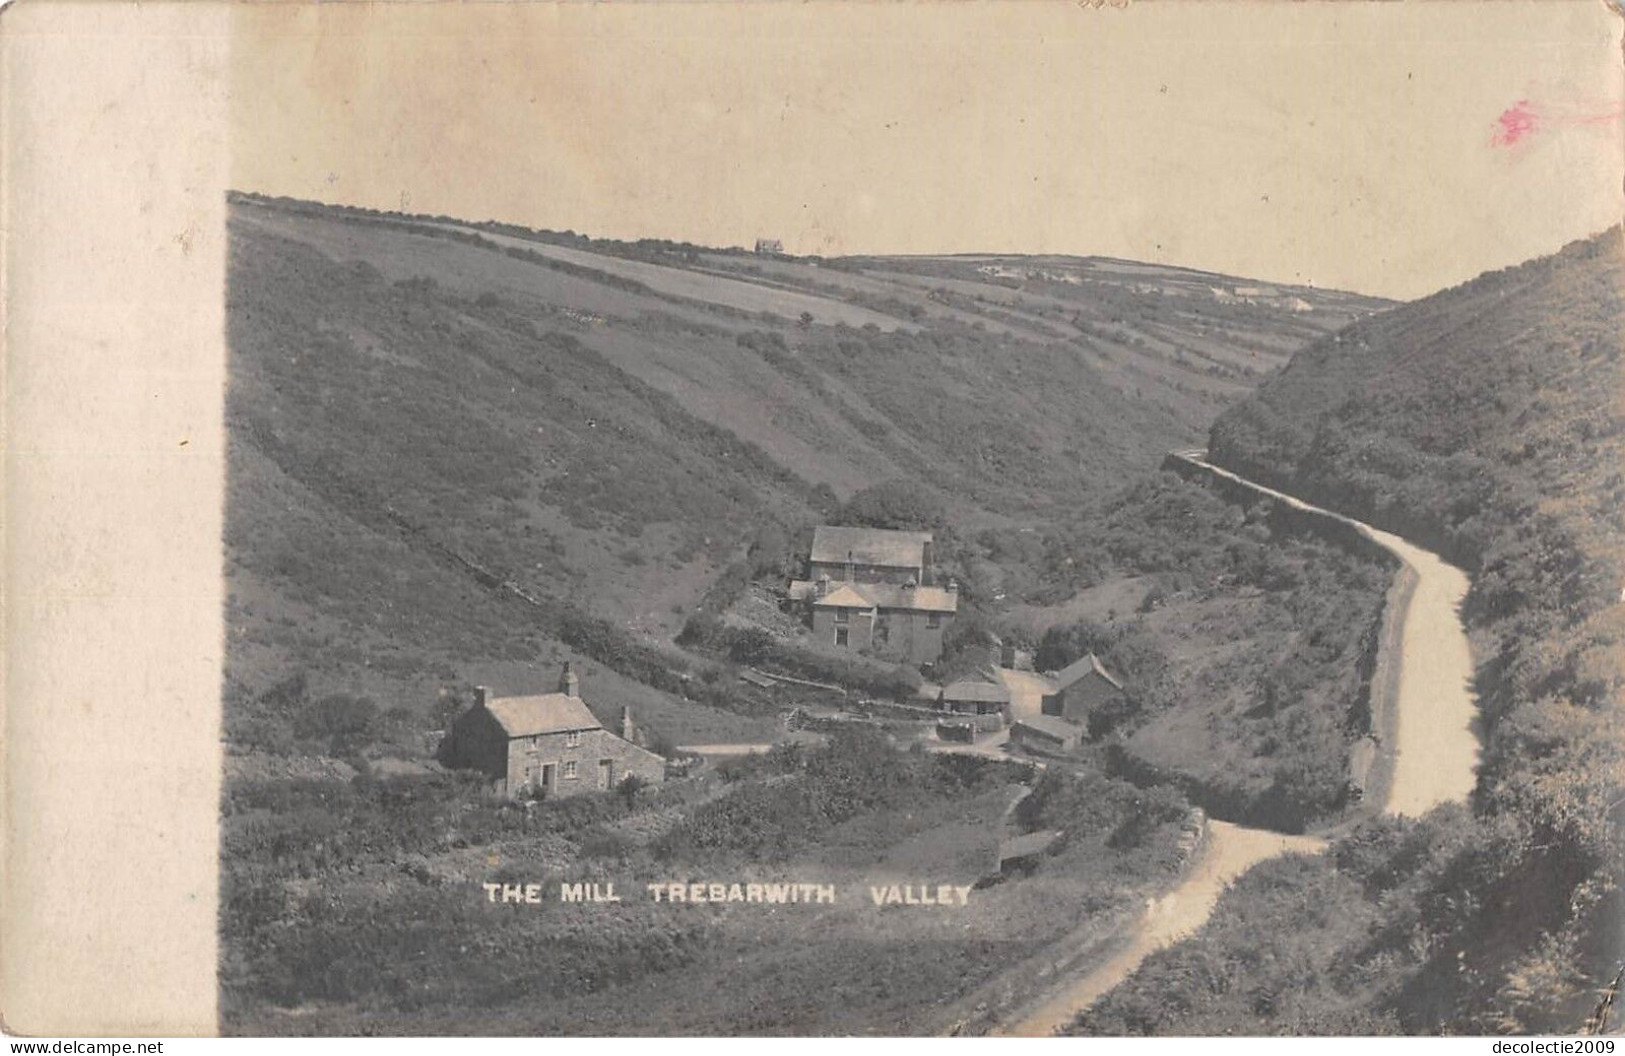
[1012,714,1082,741]
[484,693,602,738]
[1050,652,1125,692]
[810,526,933,569]
[940,679,1012,704]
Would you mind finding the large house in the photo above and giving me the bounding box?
[788,525,958,665]
[805,525,935,585]
[805,578,957,665]
[1040,653,1127,728]
[439,664,665,798]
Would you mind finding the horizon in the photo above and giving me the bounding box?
[231,188,1622,305]
[230,3,1622,302]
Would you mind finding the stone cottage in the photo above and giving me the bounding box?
[439,663,665,798]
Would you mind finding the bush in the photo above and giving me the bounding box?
[294,694,380,754]
[834,480,946,531]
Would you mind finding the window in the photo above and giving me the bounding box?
[563,761,578,780]
[835,627,849,647]
[927,613,942,629]
[834,608,850,625]
[565,730,582,748]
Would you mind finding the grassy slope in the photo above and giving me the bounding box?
[1009,472,1390,831]
[223,732,1192,1036]
[226,194,1380,742]
[222,194,1401,1034]
[1076,228,1625,1034]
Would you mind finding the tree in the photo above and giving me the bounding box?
[617,773,647,806]
[295,693,380,755]
[835,480,946,531]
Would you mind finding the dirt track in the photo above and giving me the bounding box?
[997,668,1055,722]
[1187,456,1480,817]
[992,454,1481,1035]
[999,821,1325,1036]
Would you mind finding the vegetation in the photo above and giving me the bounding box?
[222,727,1197,1035]
[831,479,948,532]
[655,728,1025,861]
[1006,472,1390,829]
[1104,227,1625,1031]
[221,194,1396,1034]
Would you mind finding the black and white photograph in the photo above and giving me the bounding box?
[4,0,1625,1042]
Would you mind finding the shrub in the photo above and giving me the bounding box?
[294,694,380,755]
[834,480,946,531]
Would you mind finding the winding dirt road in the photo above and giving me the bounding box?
[1004,822,1326,1037]
[1190,456,1480,816]
[994,453,1481,1036]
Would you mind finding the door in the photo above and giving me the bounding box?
[598,759,613,790]
[541,763,556,790]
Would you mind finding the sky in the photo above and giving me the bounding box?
[231,1,1624,301]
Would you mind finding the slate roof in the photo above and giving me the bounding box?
[815,583,874,609]
[1050,652,1125,692]
[810,526,933,569]
[484,693,602,738]
[940,679,1012,704]
[1012,714,1082,741]
[809,581,958,614]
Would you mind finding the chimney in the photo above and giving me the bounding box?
[817,573,831,599]
[845,550,855,582]
[947,578,959,594]
[558,662,580,698]
[474,685,490,709]
[620,706,636,744]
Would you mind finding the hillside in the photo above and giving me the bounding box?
[221,193,1409,1035]
[224,193,1382,748]
[1079,229,1625,1033]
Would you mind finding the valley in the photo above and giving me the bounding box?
[221,192,1618,1037]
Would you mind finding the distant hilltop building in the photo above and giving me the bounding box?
[788,526,957,665]
[754,238,784,255]
[438,663,664,798]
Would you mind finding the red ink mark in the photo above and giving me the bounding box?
[1492,99,1539,147]
[1492,97,1624,149]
